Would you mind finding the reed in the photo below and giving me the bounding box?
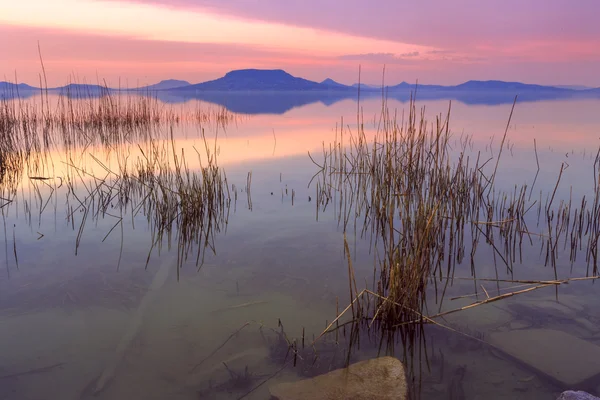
[310,91,600,334]
[0,82,241,275]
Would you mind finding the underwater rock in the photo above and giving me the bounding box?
[444,303,513,331]
[557,391,600,399]
[489,329,600,388]
[269,356,407,400]
[505,300,595,334]
[186,347,269,388]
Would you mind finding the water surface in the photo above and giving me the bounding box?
[1,93,600,399]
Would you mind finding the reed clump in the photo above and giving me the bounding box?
[0,85,240,276]
[59,129,232,276]
[0,82,240,169]
[310,94,600,332]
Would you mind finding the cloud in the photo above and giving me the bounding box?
[0,25,335,85]
[427,49,455,55]
[2,3,600,87]
[124,0,600,49]
[0,0,435,59]
[400,51,420,57]
[0,25,295,63]
[338,52,421,64]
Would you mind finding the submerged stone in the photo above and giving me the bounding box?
[269,356,407,400]
[558,391,600,400]
[489,329,600,388]
[444,302,513,331]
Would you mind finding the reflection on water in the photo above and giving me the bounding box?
[5,86,600,111]
[1,93,600,399]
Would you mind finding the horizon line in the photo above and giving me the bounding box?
[1,67,598,91]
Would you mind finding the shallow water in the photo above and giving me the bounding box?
[1,94,600,399]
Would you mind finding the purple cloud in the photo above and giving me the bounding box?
[123,0,600,49]
[338,52,420,64]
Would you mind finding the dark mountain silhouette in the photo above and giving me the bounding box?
[49,83,111,96]
[352,83,380,90]
[172,69,353,92]
[0,82,37,92]
[320,78,347,88]
[553,85,593,90]
[352,80,574,93]
[450,80,571,92]
[1,70,597,95]
[387,82,448,91]
[132,79,191,91]
[2,69,600,111]
[0,83,38,100]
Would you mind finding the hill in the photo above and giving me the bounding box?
[173,69,353,91]
[50,83,111,94]
[321,78,349,88]
[450,80,570,92]
[134,79,191,91]
[0,82,38,92]
[2,71,598,100]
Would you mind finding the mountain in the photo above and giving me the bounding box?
[351,82,446,90]
[134,79,191,91]
[172,69,353,92]
[50,83,112,95]
[352,83,381,90]
[352,80,599,94]
[320,78,349,88]
[0,82,38,100]
[0,82,38,92]
[553,85,593,90]
[387,82,449,91]
[3,71,600,105]
[450,80,570,92]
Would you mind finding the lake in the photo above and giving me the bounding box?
[1,92,600,399]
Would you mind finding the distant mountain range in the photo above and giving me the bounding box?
[1,69,599,114]
[1,68,598,95]
[165,69,357,92]
[553,85,594,90]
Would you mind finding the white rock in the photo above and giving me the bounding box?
[558,391,600,400]
[269,356,407,400]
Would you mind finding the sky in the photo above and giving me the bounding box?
[0,0,599,87]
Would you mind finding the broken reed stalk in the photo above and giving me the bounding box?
[190,322,252,373]
[421,283,554,321]
[443,276,581,285]
[343,232,359,320]
[450,281,548,300]
[311,289,367,346]
[0,362,64,380]
[397,275,600,327]
[313,289,488,349]
[236,361,291,400]
[313,275,599,355]
[210,300,269,315]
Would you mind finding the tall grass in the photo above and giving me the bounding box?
[0,83,239,275]
[310,93,600,334]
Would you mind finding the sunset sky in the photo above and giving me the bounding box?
[1,0,598,87]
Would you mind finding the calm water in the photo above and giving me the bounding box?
[1,93,600,399]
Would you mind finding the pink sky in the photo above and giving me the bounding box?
[1,0,599,87]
